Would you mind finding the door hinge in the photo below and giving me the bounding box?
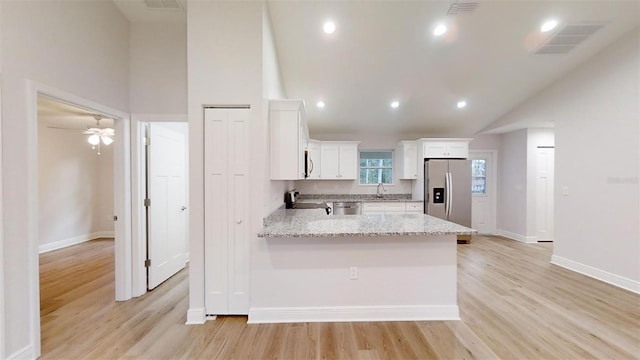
[113,215,118,221]
[144,137,150,146]
[144,198,151,207]
[145,259,151,267]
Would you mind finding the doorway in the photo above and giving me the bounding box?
[470,150,497,234]
[130,117,190,296]
[27,82,131,357]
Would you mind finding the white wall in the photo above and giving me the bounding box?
[490,29,640,291]
[187,0,266,322]
[263,4,294,212]
[470,134,501,150]
[38,122,114,250]
[129,22,187,115]
[497,129,528,239]
[1,1,129,356]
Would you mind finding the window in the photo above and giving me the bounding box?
[359,150,393,185]
[472,159,486,194]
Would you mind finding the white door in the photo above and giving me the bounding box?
[147,123,188,289]
[536,147,555,241]
[204,108,250,315]
[470,151,496,234]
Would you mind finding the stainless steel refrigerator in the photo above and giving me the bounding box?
[424,159,471,228]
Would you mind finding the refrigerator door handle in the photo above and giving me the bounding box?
[448,172,453,218]
[445,172,450,218]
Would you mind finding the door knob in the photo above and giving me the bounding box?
[236,219,242,224]
[181,206,187,211]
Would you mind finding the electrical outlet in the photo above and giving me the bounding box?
[349,266,358,280]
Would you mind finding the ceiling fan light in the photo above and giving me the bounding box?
[101,136,114,145]
[87,134,100,145]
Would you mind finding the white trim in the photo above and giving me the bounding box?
[551,255,640,294]
[247,305,460,324]
[130,117,148,297]
[0,71,5,360]
[27,81,132,358]
[497,229,537,243]
[130,113,188,122]
[185,308,207,325]
[38,232,115,254]
[6,345,34,360]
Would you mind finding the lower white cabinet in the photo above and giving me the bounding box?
[320,141,359,180]
[362,201,423,215]
[405,202,424,214]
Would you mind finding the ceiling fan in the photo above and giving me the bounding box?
[47,114,115,155]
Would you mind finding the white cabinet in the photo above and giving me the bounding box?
[422,139,471,159]
[405,202,424,214]
[320,141,359,180]
[396,141,418,179]
[269,100,309,180]
[362,202,409,215]
[307,139,321,179]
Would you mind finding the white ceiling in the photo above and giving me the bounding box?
[267,1,639,137]
[38,96,115,129]
[112,0,638,137]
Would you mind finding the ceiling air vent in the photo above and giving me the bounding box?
[535,23,606,55]
[446,2,479,16]
[144,0,182,10]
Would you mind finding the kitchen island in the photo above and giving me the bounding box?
[251,208,474,324]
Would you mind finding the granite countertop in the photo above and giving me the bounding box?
[258,208,475,238]
[298,194,423,203]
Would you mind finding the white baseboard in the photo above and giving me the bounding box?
[497,229,537,243]
[185,308,206,325]
[7,344,35,360]
[38,231,115,254]
[551,255,640,294]
[247,305,460,324]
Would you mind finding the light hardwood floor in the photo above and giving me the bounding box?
[39,236,640,359]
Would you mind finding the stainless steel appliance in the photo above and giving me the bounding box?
[424,159,471,228]
[284,190,332,214]
[304,150,313,178]
[333,202,362,215]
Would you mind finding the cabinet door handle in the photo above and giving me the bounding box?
[236,219,242,224]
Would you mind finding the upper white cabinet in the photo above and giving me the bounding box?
[307,139,322,179]
[395,141,418,179]
[320,141,359,179]
[270,100,309,180]
[421,138,472,159]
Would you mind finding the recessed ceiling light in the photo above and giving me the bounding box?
[390,101,400,109]
[323,21,336,34]
[457,100,467,109]
[540,19,559,33]
[433,23,447,36]
[317,101,325,108]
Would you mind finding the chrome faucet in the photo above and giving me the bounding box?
[376,183,387,198]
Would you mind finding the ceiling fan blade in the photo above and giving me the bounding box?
[47,126,88,134]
